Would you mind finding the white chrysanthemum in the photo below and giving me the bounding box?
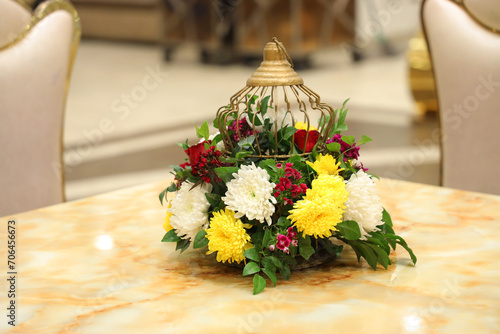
[168,181,213,240]
[222,163,276,225]
[344,170,384,240]
[245,107,292,132]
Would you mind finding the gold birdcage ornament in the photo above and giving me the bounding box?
[216,38,336,160]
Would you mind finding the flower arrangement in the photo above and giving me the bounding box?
[159,97,417,295]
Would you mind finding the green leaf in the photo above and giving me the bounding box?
[248,111,263,126]
[262,267,277,287]
[331,99,350,136]
[247,94,258,110]
[297,234,315,260]
[262,228,273,248]
[195,121,210,140]
[318,238,343,256]
[187,175,199,183]
[356,243,379,270]
[176,239,190,253]
[172,164,185,173]
[214,167,239,182]
[382,209,393,227]
[237,135,255,149]
[318,114,330,128]
[251,230,264,250]
[358,135,373,146]
[267,131,276,152]
[159,188,167,205]
[299,245,315,261]
[265,255,283,269]
[205,193,222,208]
[277,217,291,227]
[326,142,341,153]
[243,248,261,262]
[161,229,181,242]
[243,261,260,276]
[211,133,222,145]
[350,242,362,262]
[381,209,396,241]
[259,95,271,116]
[336,220,362,240]
[261,257,276,272]
[193,230,209,249]
[380,223,395,238]
[338,154,346,170]
[166,183,178,192]
[366,232,391,254]
[342,135,355,146]
[283,254,297,267]
[235,150,253,160]
[253,274,267,295]
[177,139,189,150]
[341,97,350,109]
[259,159,278,174]
[279,263,291,280]
[367,244,390,269]
[386,234,417,265]
[335,123,348,133]
[278,126,297,141]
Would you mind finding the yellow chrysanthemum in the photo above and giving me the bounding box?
[305,174,348,205]
[163,199,174,232]
[206,208,253,263]
[294,121,317,131]
[306,154,343,176]
[288,174,348,238]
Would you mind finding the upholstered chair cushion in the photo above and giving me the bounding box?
[423,0,500,194]
[0,7,76,216]
[0,0,31,47]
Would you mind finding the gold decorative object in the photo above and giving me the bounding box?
[407,31,437,116]
[216,38,335,160]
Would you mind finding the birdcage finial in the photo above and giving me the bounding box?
[247,38,303,87]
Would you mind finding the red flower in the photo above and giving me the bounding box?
[179,162,190,169]
[185,141,207,166]
[294,129,320,152]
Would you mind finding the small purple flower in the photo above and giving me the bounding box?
[291,240,298,247]
[327,134,360,161]
[287,227,298,240]
[276,234,291,250]
[269,244,275,251]
[229,118,256,142]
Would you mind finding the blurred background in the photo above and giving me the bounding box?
[31,0,439,200]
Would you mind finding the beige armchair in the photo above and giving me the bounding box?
[422,0,500,195]
[0,0,80,216]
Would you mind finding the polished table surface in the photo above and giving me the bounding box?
[1,179,499,333]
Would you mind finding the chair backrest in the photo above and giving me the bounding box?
[0,0,80,216]
[422,0,500,195]
[0,0,31,47]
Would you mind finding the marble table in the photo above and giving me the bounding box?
[1,179,499,333]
